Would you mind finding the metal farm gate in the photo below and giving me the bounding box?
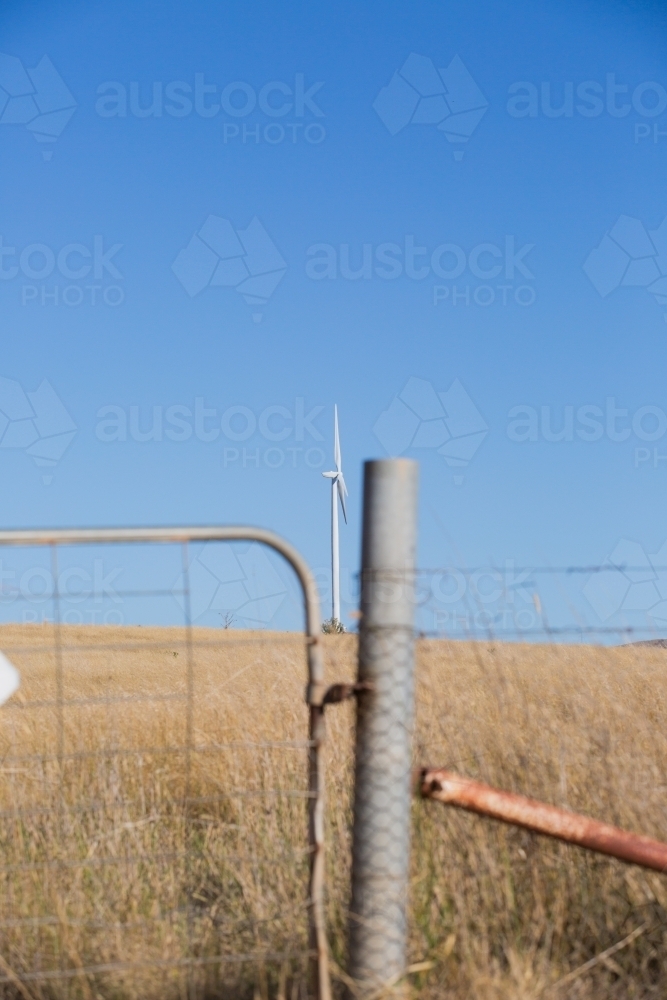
[0,526,329,1000]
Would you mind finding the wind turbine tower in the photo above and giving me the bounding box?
[322,405,348,625]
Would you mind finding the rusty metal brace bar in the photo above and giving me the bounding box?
[420,768,667,873]
[0,525,331,1000]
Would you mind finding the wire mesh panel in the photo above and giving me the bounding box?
[0,528,326,1000]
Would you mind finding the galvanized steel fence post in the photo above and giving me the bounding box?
[347,459,419,997]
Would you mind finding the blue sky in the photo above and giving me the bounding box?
[1,0,667,637]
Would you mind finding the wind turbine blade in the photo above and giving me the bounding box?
[337,475,348,523]
[334,404,341,472]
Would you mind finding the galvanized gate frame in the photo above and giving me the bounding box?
[0,525,332,1000]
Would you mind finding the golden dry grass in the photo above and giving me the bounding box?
[0,625,665,999]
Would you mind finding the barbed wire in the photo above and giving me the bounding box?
[415,565,667,574]
[417,626,667,640]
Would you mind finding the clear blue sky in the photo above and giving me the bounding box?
[1,0,667,637]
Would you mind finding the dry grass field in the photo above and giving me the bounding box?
[0,624,665,999]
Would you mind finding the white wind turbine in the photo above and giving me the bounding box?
[322,405,348,624]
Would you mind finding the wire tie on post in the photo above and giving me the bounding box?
[322,681,373,706]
